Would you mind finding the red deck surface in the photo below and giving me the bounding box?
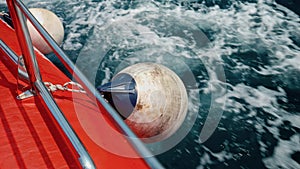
[0,18,150,169]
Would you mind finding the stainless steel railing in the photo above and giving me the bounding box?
[6,0,96,168]
[0,39,29,82]
[4,0,164,168]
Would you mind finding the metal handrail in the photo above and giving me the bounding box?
[6,0,164,168]
[6,0,95,168]
[7,0,41,90]
[0,39,29,82]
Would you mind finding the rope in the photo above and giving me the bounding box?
[44,81,86,93]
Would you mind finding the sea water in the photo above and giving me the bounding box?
[0,0,299,168]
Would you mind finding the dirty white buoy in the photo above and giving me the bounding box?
[27,8,64,54]
[99,63,188,142]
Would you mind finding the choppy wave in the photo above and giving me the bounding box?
[1,0,299,168]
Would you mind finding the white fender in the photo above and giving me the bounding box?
[115,63,188,142]
[27,8,64,54]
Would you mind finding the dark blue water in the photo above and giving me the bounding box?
[1,0,299,168]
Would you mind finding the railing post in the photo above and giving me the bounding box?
[6,0,42,93]
[5,0,97,168]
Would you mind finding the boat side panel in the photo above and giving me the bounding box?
[0,56,79,169]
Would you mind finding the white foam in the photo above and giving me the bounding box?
[223,83,286,118]
[263,134,300,169]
